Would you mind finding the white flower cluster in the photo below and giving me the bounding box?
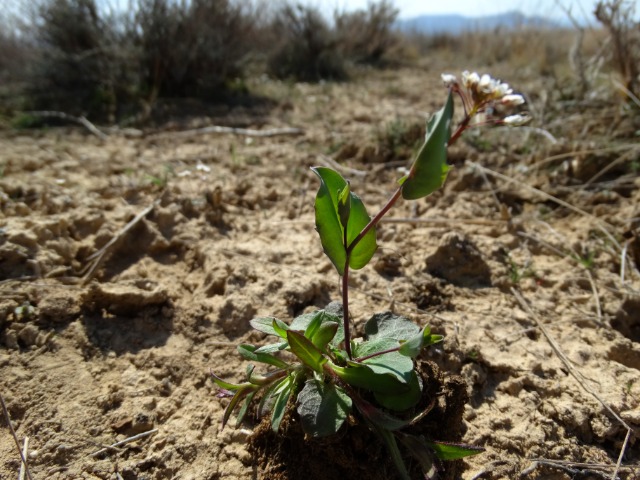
[441,71,529,126]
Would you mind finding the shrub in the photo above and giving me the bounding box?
[23,0,137,120]
[133,0,255,100]
[594,0,640,98]
[334,0,400,66]
[267,4,347,82]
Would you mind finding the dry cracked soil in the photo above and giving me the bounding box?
[1,66,639,479]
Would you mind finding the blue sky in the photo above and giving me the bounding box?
[307,0,639,23]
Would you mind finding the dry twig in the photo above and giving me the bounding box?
[0,393,33,480]
[19,437,29,480]
[318,155,368,177]
[511,288,634,480]
[25,110,109,140]
[81,200,160,284]
[147,125,303,141]
[89,428,158,458]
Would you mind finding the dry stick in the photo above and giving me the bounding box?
[467,161,625,254]
[382,217,507,227]
[511,288,633,480]
[25,110,109,140]
[147,125,303,141]
[89,428,158,458]
[318,155,368,177]
[0,394,33,480]
[583,147,639,187]
[613,78,640,109]
[81,200,160,284]
[19,437,29,480]
[529,143,637,170]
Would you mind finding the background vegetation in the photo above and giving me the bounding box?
[0,0,637,125]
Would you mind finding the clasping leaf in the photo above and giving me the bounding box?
[312,166,377,275]
[401,91,454,200]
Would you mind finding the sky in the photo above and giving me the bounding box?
[306,0,640,23]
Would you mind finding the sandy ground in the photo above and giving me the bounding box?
[1,66,639,480]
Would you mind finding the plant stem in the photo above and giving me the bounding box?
[347,186,403,254]
[342,258,353,359]
[340,111,470,360]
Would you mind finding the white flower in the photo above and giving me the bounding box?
[501,94,525,107]
[441,73,457,87]
[494,82,513,97]
[503,113,531,126]
[479,74,495,94]
[462,70,480,89]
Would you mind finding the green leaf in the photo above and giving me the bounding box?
[364,312,420,342]
[297,380,352,437]
[331,361,409,394]
[337,182,351,233]
[236,391,256,425]
[254,342,288,354]
[287,330,327,373]
[222,385,256,428]
[399,326,444,358]
[237,344,290,369]
[303,311,323,340]
[211,373,248,392]
[272,318,289,338]
[311,321,339,350]
[311,166,377,275]
[374,370,422,411]
[291,310,345,347]
[354,339,414,384]
[249,317,280,336]
[401,91,454,200]
[270,377,292,433]
[426,440,485,460]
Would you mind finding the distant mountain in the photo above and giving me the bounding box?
[397,11,567,35]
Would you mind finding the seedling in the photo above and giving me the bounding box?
[213,71,529,479]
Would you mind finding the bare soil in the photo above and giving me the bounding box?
[1,66,639,480]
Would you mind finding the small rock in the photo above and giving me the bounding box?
[18,323,39,347]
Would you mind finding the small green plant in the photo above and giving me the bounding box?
[213,71,529,479]
[507,254,538,285]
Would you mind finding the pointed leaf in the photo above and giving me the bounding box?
[211,373,248,392]
[399,325,435,358]
[222,385,256,429]
[402,91,454,200]
[337,182,351,233]
[236,391,257,425]
[311,321,339,350]
[287,330,327,373]
[426,440,485,460]
[254,342,288,354]
[297,380,352,437]
[311,166,377,275]
[291,310,345,347]
[271,378,292,433]
[303,311,323,339]
[272,318,289,338]
[250,317,281,336]
[237,344,289,369]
